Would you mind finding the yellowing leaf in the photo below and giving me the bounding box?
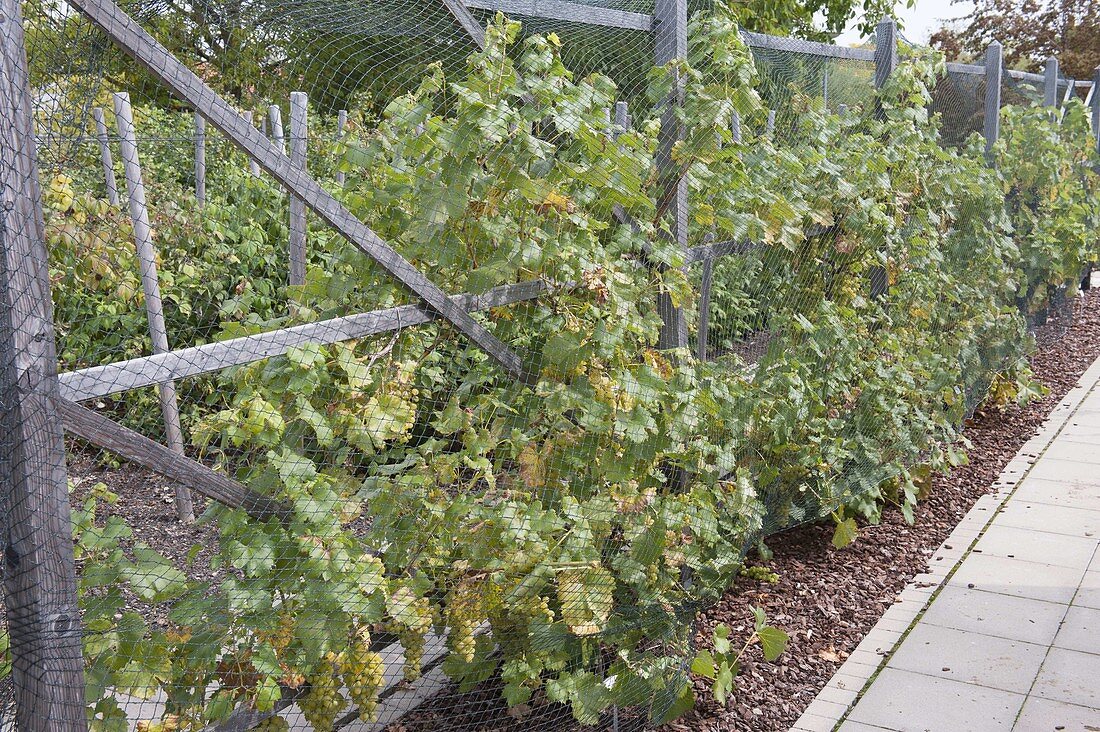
[557,565,615,636]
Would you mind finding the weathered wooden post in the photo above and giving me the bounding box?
[194,112,205,207]
[92,106,119,206]
[243,111,261,177]
[614,101,629,136]
[289,91,308,287]
[113,92,194,524]
[335,108,347,187]
[984,41,1003,156]
[874,17,897,104]
[766,108,776,134]
[1092,67,1100,153]
[0,0,88,727]
[696,111,742,362]
[654,0,688,351]
[1044,56,1059,109]
[871,17,896,299]
[268,104,285,153]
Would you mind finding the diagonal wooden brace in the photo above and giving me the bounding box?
[64,0,536,386]
[57,398,293,524]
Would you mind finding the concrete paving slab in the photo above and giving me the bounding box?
[972,523,1099,569]
[1026,459,1100,487]
[1011,477,1100,512]
[845,667,1024,732]
[948,553,1084,605]
[885,623,1048,694]
[1032,648,1100,708]
[1076,572,1100,611]
[918,585,1068,646]
[1052,605,1100,655]
[995,500,1100,539]
[1012,697,1100,731]
[837,722,894,732]
[1042,440,1100,465]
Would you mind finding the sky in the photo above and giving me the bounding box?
[834,0,976,45]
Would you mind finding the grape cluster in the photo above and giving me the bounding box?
[445,582,482,663]
[342,630,386,722]
[270,611,295,653]
[254,715,290,731]
[391,595,433,682]
[740,565,779,584]
[300,654,346,732]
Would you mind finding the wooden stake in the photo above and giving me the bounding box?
[112,92,194,524]
[194,112,205,207]
[289,92,307,287]
[243,111,261,176]
[335,108,347,187]
[0,0,88,726]
[268,104,285,152]
[984,41,1003,156]
[92,106,119,205]
[654,0,688,351]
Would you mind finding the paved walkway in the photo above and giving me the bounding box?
[834,367,1100,731]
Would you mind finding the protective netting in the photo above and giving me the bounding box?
[3,0,1099,730]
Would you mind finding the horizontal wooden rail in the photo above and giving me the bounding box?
[741,30,875,62]
[463,0,652,31]
[59,280,549,402]
[57,397,292,523]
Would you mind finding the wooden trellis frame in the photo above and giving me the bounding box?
[4,0,1100,727]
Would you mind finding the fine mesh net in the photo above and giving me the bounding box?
[2,0,1099,730]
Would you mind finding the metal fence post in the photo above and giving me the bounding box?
[0,0,88,727]
[113,91,194,524]
[289,91,308,287]
[654,0,688,351]
[92,106,119,206]
[1044,57,1059,108]
[194,112,205,207]
[984,41,1003,156]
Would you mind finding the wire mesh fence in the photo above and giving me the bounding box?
[2,0,1099,730]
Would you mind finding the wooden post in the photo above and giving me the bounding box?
[194,112,205,207]
[838,103,848,116]
[614,101,629,136]
[874,18,897,91]
[92,106,119,206]
[0,0,88,727]
[695,111,742,363]
[766,109,776,134]
[289,91,308,287]
[1044,56,1059,108]
[243,111,261,177]
[268,104,285,153]
[654,0,688,351]
[984,41,1003,156]
[870,18,896,299]
[335,108,347,187]
[112,92,194,524]
[1092,67,1100,153]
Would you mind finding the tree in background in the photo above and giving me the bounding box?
[930,0,1100,78]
